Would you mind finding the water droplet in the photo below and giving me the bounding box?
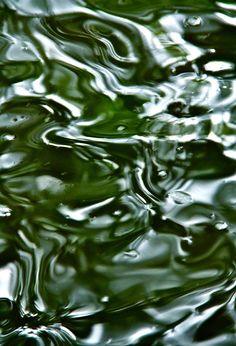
[168,191,193,205]
[117,125,126,131]
[215,221,228,231]
[0,205,12,217]
[158,170,168,179]
[101,296,109,303]
[185,16,202,27]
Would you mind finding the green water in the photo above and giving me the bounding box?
[0,0,236,345]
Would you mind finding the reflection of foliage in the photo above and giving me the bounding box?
[0,0,235,345]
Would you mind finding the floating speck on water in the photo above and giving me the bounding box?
[215,221,228,231]
[22,44,29,51]
[168,191,193,205]
[176,146,184,154]
[101,296,109,303]
[176,146,187,160]
[158,170,168,179]
[113,210,122,216]
[117,125,126,131]
[185,16,202,27]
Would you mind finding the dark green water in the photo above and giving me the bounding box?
[1,0,236,345]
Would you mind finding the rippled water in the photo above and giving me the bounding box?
[1,0,236,345]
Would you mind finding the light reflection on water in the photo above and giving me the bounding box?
[0,0,236,345]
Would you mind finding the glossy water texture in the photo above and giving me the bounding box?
[1,0,236,345]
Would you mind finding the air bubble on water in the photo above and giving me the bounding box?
[0,205,12,217]
[117,125,126,131]
[215,221,228,231]
[168,191,193,205]
[176,146,184,153]
[101,296,109,303]
[185,16,202,27]
[209,49,216,54]
[113,210,122,216]
[158,170,168,179]
[176,145,184,155]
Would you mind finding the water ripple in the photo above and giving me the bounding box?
[0,1,236,345]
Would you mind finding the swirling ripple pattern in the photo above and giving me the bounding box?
[0,0,236,345]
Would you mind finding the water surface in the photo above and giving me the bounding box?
[0,0,236,345]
